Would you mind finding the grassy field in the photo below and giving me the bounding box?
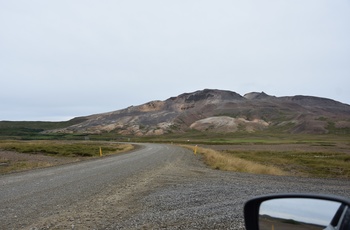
[184,145,287,176]
[148,132,350,179]
[0,140,133,157]
[0,140,134,174]
[225,150,350,178]
[134,130,350,145]
[0,121,349,178]
[185,139,350,179]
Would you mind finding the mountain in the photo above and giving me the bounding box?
[45,89,350,136]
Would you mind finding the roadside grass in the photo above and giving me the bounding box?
[223,150,350,178]
[0,140,134,174]
[0,160,53,174]
[0,140,133,157]
[183,145,287,176]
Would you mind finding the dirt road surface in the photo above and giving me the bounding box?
[1,143,350,229]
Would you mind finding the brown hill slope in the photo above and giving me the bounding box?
[46,89,350,135]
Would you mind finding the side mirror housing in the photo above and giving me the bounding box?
[244,194,350,230]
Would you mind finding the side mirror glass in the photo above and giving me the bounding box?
[259,198,343,229]
[244,194,350,230]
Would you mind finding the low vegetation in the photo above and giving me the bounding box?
[134,130,350,145]
[184,145,287,176]
[184,142,350,178]
[224,150,350,178]
[0,140,133,157]
[0,120,349,178]
[0,140,134,174]
[0,159,53,174]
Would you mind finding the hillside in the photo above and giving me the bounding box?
[44,89,350,136]
[0,117,88,139]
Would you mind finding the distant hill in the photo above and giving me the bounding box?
[44,89,350,136]
[0,117,88,138]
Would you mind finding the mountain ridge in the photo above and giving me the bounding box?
[45,89,350,136]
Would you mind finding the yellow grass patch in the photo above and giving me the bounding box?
[184,145,287,176]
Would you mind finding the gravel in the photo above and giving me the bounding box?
[108,152,350,229]
[1,143,349,229]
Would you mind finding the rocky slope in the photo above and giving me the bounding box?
[46,89,350,135]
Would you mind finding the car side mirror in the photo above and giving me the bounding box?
[244,194,350,230]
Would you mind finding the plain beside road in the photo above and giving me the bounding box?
[1,143,350,229]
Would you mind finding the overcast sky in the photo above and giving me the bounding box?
[1,1,349,121]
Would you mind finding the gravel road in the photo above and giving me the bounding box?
[1,143,350,229]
